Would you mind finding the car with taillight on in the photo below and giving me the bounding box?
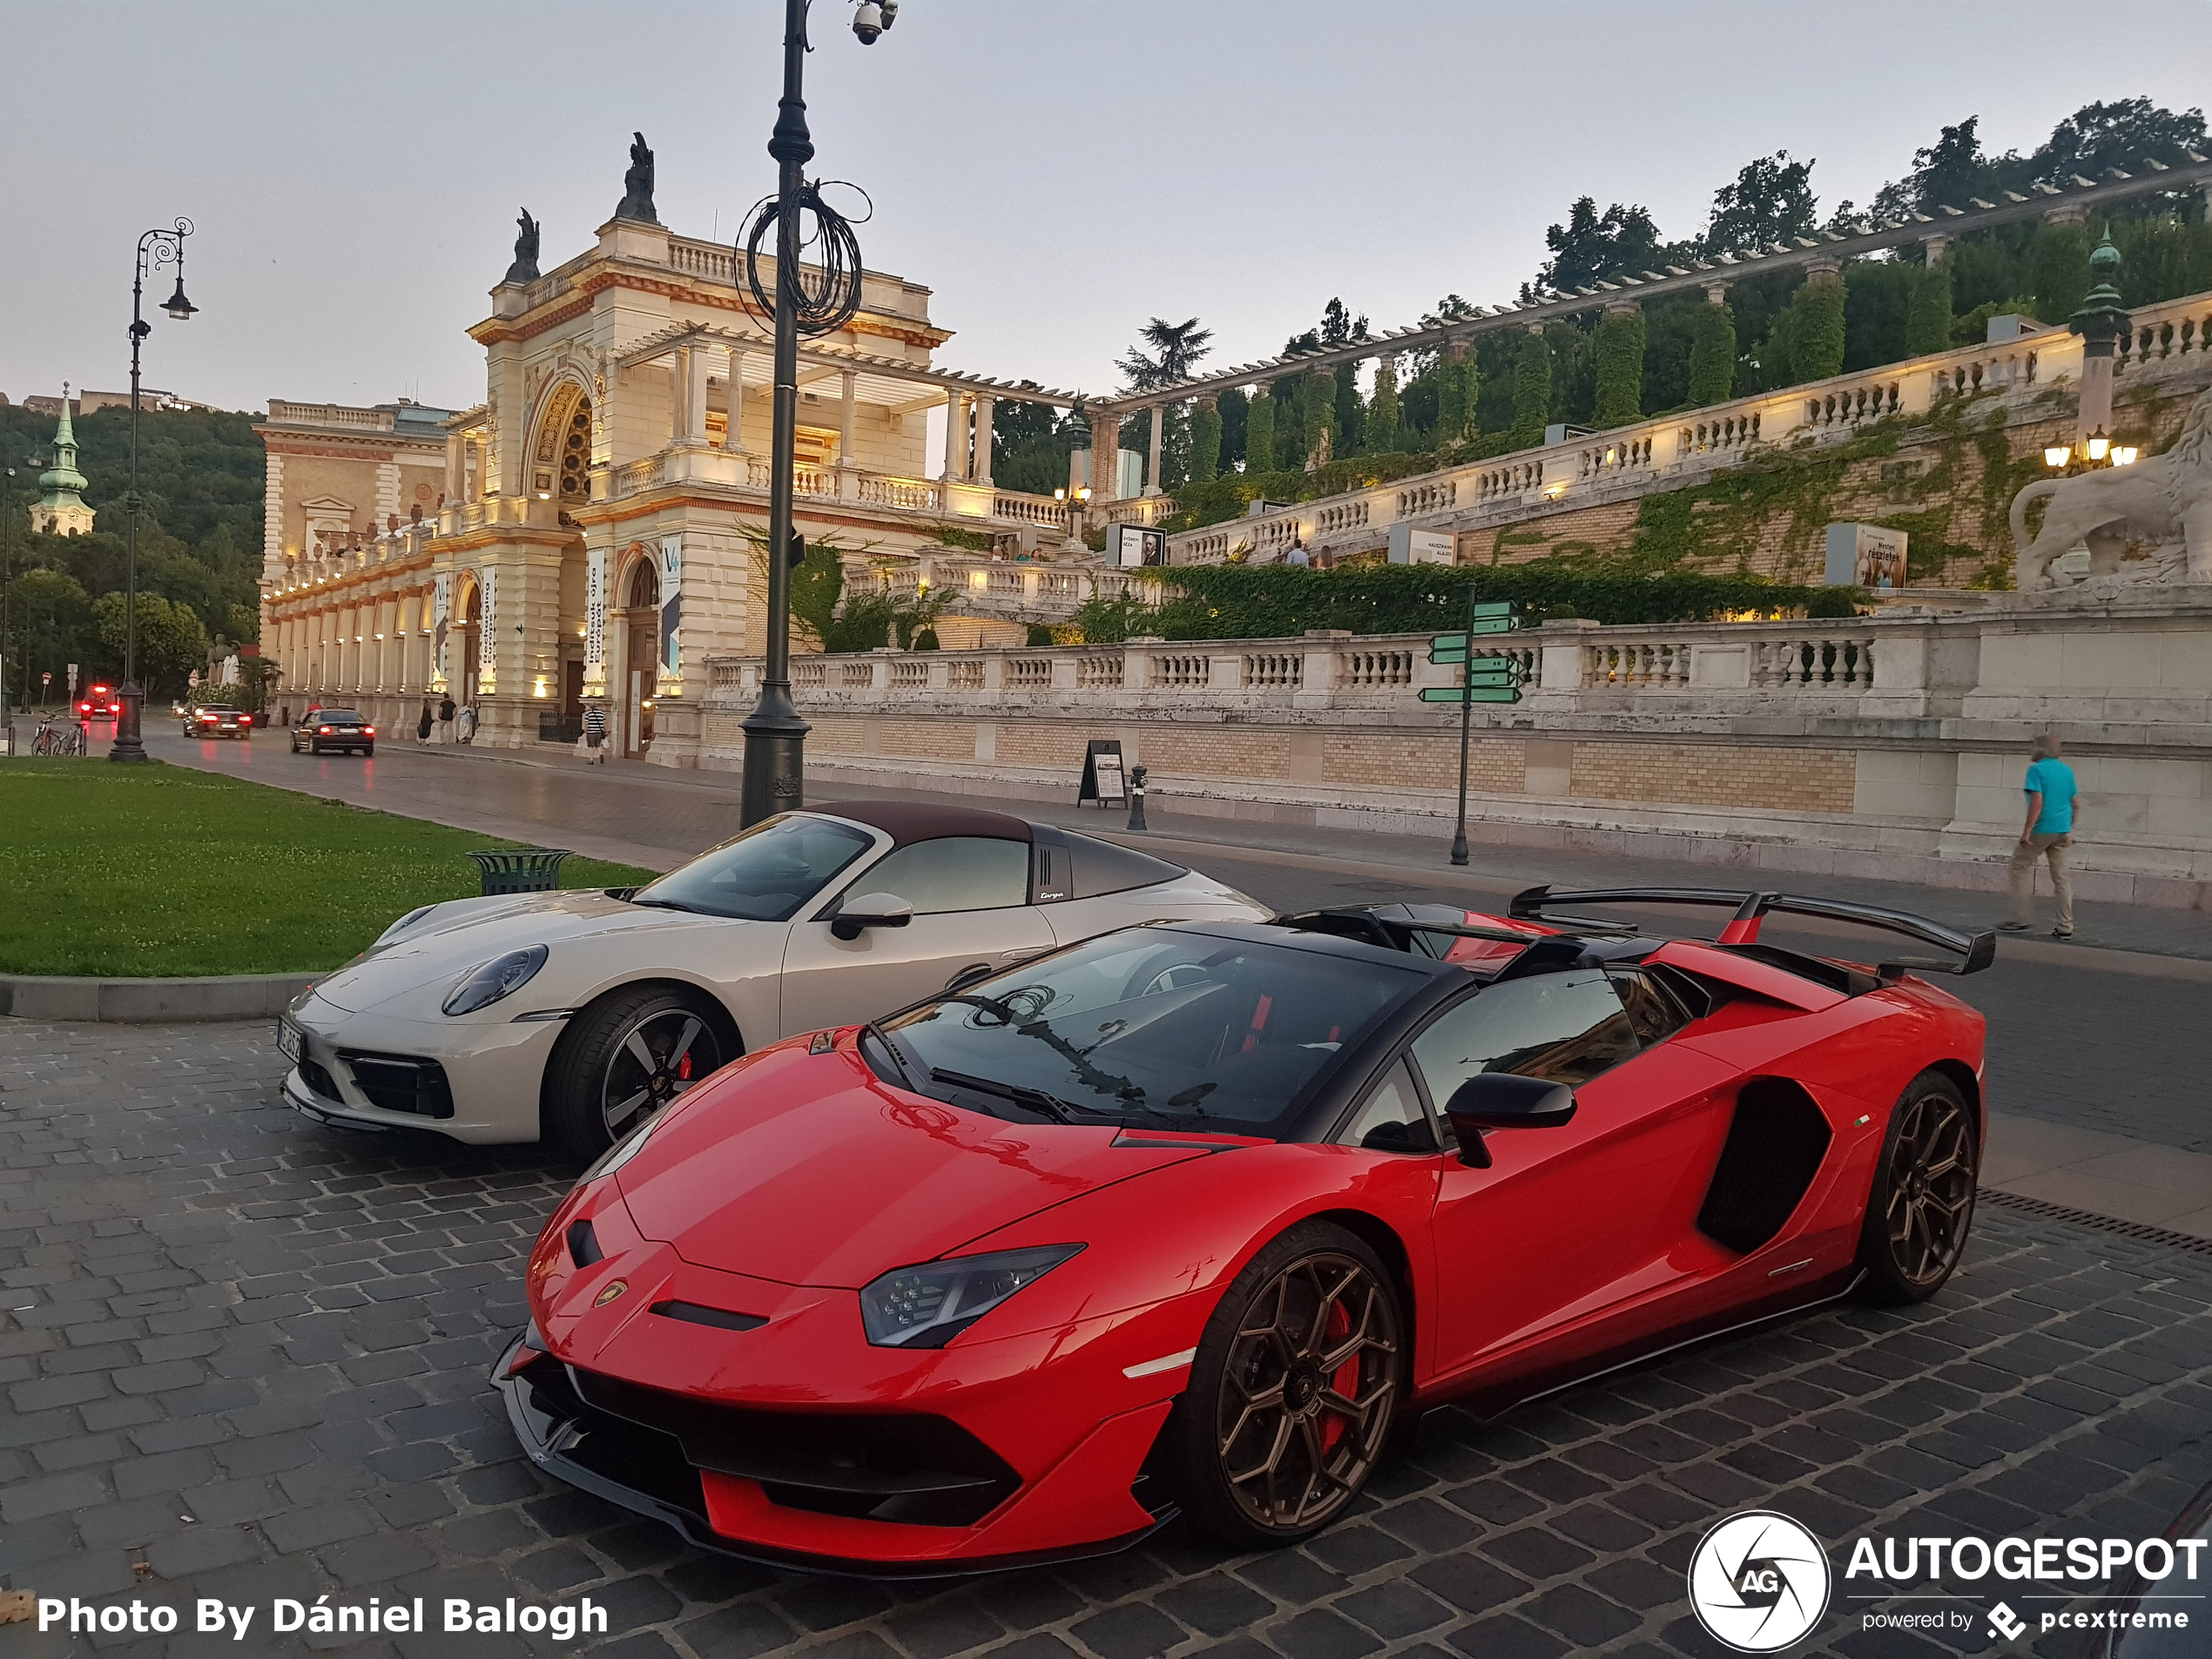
[290,708,374,755]
[78,682,121,719]
[496,887,1993,1576]
[182,703,252,739]
[276,801,1269,1154]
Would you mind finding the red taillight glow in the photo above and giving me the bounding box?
[362,726,374,738]
[317,726,333,734]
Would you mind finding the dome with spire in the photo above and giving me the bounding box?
[30,384,95,536]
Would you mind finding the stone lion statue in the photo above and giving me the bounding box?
[2011,383,2212,589]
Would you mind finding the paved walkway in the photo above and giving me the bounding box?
[2,1015,2209,1659]
[145,729,2212,1237]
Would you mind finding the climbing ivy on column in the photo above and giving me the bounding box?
[1367,355,1400,454]
[1335,362,1363,455]
[1244,392,1275,473]
[1686,298,1737,406]
[1304,374,1334,463]
[1593,306,1647,427]
[1509,331,1551,448]
[2033,222,2094,323]
[1787,273,1847,382]
[1905,257,1954,356]
[1435,345,1470,450]
[1188,399,1222,485]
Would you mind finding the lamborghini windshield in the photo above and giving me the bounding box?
[879,929,1420,1131]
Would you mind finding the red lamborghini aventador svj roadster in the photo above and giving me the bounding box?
[496,887,1993,1576]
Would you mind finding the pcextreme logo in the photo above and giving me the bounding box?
[1688,1511,1834,1653]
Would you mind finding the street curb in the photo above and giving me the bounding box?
[0,972,314,1023]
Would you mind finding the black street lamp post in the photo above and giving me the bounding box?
[111,217,198,763]
[738,0,894,826]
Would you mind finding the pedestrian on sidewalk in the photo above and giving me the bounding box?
[437,693,455,744]
[582,702,608,765]
[2003,733,2079,939]
[457,702,478,745]
[416,698,434,744]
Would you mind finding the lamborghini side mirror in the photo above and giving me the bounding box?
[1445,1073,1576,1168]
[831,894,914,941]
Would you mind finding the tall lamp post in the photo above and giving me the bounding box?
[738,0,897,826]
[111,217,199,763]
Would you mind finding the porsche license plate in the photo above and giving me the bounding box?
[276,1018,303,1064]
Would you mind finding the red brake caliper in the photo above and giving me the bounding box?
[1320,1299,1357,1451]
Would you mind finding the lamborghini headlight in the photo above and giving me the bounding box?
[441,946,549,1015]
[858,1245,1083,1349]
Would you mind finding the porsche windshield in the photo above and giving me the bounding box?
[881,930,1420,1130]
[631,815,873,921]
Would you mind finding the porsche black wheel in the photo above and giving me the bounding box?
[544,986,734,1158]
[1169,1222,1402,1548]
[1858,1071,1978,1305]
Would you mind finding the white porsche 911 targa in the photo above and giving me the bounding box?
[277,802,1268,1153]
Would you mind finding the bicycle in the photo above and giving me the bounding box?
[31,718,87,757]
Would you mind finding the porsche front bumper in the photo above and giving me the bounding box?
[279,994,568,1143]
[492,1332,1178,1579]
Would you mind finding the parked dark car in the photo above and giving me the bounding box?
[183,704,252,739]
[290,709,374,756]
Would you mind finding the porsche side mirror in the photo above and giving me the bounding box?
[1444,1073,1576,1169]
[831,894,914,941]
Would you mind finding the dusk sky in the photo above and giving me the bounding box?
[7,1,2209,418]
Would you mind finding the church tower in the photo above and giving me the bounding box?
[30,385,96,536]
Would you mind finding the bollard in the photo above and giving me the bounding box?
[1126,765,1148,833]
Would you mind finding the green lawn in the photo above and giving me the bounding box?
[0,760,656,977]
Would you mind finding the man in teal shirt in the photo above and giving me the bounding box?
[2002,734,2079,938]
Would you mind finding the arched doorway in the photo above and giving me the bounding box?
[624,557,660,757]
[450,575,482,708]
[532,383,595,733]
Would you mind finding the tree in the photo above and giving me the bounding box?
[1244,392,1276,474]
[1116,317,1214,391]
[1302,374,1334,467]
[1367,355,1401,454]
[1686,300,1737,405]
[1217,388,1249,469]
[9,569,93,698]
[1318,297,1369,347]
[2037,98,2208,186]
[1524,197,1664,299]
[1334,361,1364,455]
[1187,401,1222,485]
[1509,332,1552,448]
[1905,258,1955,356]
[92,591,207,696]
[1872,118,2010,221]
[991,400,1084,496]
[1698,152,1817,257]
[1592,307,1648,427]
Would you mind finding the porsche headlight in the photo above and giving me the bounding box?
[375,905,440,947]
[859,1245,1082,1349]
[442,946,549,1015]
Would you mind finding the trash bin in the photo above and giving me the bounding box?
[467,848,575,896]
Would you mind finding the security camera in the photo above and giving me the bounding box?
[880,0,898,27]
[853,2,884,42]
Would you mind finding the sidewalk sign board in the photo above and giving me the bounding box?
[1079,739,1128,806]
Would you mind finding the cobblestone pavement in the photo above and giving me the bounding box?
[3,1019,2209,1659]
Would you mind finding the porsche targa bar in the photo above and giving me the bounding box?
[496,887,1993,1575]
[277,802,1264,1152]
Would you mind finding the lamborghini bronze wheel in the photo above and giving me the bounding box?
[1170,1223,1402,1547]
[1858,1071,1979,1305]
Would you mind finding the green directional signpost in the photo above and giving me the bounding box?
[1426,596,1521,866]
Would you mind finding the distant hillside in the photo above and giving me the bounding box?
[1,401,266,693]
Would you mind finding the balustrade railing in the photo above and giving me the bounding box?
[1474,462,1540,502]
[1678,412,1761,458]
[2118,293,2212,372]
[1242,652,1304,690]
[1578,436,1652,480]
[705,619,1925,715]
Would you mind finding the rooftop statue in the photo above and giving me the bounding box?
[615,132,658,226]
[2011,383,2212,590]
[502,208,541,285]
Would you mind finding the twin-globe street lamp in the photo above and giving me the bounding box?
[738,0,896,825]
[109,217,199,764]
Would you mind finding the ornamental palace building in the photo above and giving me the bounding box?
[255,144,1160,763]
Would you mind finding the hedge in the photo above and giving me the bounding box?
[1074,562,1849,642]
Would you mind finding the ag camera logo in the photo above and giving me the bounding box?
[1689,1511,1832,1653]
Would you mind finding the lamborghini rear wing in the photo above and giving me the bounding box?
[1507,886,1997,978]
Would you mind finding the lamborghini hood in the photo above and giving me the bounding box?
[613,1045,1218,1289]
